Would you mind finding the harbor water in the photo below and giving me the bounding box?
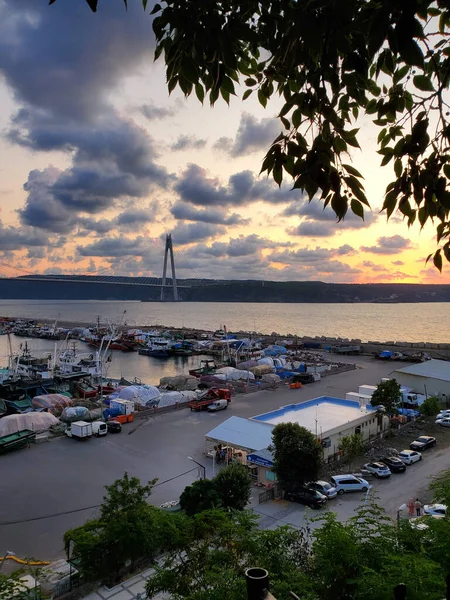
[0,299,448,384]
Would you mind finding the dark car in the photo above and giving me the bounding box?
[381,456,407,473]
[107,420,122,433]
[410,436,436,451]
[286,488,327,508]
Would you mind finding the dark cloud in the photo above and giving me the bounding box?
[170,202,247,225]
[175,164,303,208]
[140,103,178,121]
[77,218,116,236]
[170,135,207,151]
[271,247,332,266]
[214,113,280,156]
[168,222,226,245]
[77,205,158,236]
[0,0,154,121]
[77,236,150,258]
[335,244,357,256]
[0,219,49,251]
[361,235,412,255]
[287,222,332,237]
[361,261,388,272]
[283,199,377,231]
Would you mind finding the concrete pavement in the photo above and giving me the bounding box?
[0,356,415,560]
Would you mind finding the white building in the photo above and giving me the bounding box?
[391,360,450,399]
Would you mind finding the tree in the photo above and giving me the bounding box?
[271,423,323,492]
[0,572,29,600]
[64,472,184,584]
[420,395,443,416]
[338,433,365,468]
[55,0,450,269]
[213,463,252,511]
[430,467,450,506]
[370,379,401,414]
[179,478,221,516]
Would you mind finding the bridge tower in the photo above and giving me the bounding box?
[160,233,179,302]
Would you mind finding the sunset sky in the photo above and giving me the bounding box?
[0,0,447,284]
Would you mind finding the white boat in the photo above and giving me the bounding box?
[138,337,172,357]
[56,343,102,378]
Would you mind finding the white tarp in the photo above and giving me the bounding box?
[257,357,274,366]
[216,367,255,381]
[158,391,183,408]
[116,385,161,406]
[0,413,59,436]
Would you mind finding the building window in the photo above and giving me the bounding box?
[265,470,276,482]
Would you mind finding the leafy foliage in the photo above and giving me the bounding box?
[420,395,444,416]
[180,463,252,516]
[214,463,252,511]
[430,467,450,506]
[371,378,402,414]
[0,572,30,600]
[271,422,323,491]
[179,478,221,516]
[51,0,450,268]
[64,472,186,584]
[338,433,365,468]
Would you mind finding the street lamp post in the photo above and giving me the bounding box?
[188,456,206,480]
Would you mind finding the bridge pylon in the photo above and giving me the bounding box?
[160,233,179,302]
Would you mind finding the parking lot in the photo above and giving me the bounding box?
[1,355,448,561]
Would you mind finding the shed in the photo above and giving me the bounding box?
[205,416,274,459]
[391,360,450,399]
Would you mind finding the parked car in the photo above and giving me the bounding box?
[398,450,422,465]
[423,503,447,517]
[436,417,450,427]
[436,410,450,420]
[107,420,122,433]
[410,436,436,451]
[207,399,228,412]
[363,462,391,478]
[330,475,370,494]
[307,480,338,499]
[285,488,327,508]
[380,456,406,473]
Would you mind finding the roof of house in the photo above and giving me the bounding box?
[392,359,450,382]
[205,416,274,452]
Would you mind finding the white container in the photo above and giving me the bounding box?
[358,385,377,396]
[110,399,134,415]
[69,421,92,439]
[91,421,107,437]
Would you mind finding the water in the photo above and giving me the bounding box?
[0,299,448,384]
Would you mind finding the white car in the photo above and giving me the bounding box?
[436,410,450,420]
[436,417,450,427]
[330,474,370,495]
[398,450,422,465]
[308,480,338,499]
[363,462,391,478]
[423,503,447,516]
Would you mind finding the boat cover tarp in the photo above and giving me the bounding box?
[263,345,287,356]
[160,375,199,391]
[261,373,281,384]
[60,406,90,422]
[32,394,73,416]
[109,385,161,407]
[0,412,59,436]
[215,367,255,381]
[249,365,274,376]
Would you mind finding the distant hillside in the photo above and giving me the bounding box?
[0,275,449,303]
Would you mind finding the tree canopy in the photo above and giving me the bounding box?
[371,378,402,414]
[338,432,365,468]
[52,0,450,269]
[271,422,323,491]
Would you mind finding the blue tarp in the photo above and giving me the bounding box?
[379,350,393,358]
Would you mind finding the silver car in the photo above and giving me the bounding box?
[308,480,338,499]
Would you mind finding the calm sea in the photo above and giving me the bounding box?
[0,299,447,385]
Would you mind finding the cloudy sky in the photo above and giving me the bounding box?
[0,0,447,284]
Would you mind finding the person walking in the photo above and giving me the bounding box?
[414,498,422,517]
[408,498,415,518]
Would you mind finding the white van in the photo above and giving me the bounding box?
[91,421,108,437]
[208,400,228,412]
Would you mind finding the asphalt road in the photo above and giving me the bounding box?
[0,355,442,561]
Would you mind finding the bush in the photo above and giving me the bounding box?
[420,396,443,417]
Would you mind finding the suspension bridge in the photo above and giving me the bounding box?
[0,234,204,302]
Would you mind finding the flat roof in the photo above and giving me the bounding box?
[205,416,274,452]
[392,359,450,382]
[252,396,376,436]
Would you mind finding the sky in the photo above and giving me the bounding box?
[0,0,447,284]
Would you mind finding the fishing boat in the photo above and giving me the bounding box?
[189,359,222,377]
[56,343,102,377]
[138,337,172,357]
[13,342,53,380]
[0,429,36,454]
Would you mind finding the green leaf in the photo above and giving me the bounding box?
[292,108,302,128]
[433,250,443,272]
[394,158,403,178]
[168,77,178,95]
[181,56,198,84]
[413,75,435,92]
[281,116,290,130]
[273,164,283,186]
[245,78,257,87]
[220,88,230,104]
[257,88,267,108]
[242,89,253,100]
[398,39,424,68]
[351,198,364,219]
[221,77,236,96]
[343,164,364,178]
[333,137,347,153]
[149,2,161,14]
[195,83,205,104]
